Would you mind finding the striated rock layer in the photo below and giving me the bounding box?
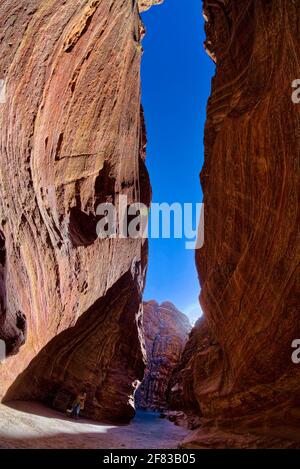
[171,0,300,448]
[138,0,164,13]
[0,0,155,422]
[135,301,191,411]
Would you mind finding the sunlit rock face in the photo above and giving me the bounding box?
[0,0,152,422]
[172,0,300,448]
[135,301,191,411]
[138,0,164,13]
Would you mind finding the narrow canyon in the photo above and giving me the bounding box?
[0,0,299,449]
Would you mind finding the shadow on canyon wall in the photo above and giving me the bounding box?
[3,270,145,424]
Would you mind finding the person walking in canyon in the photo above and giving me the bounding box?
[69,390,87,419]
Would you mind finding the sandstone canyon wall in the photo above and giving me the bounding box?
[0,0,154,422]
[135,301,191,411]
[171,0,300,448]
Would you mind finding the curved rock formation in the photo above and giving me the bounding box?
[0,0,154,422]
[171,0,300,448]
[135,301,191,411]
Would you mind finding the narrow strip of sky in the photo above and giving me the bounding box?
[141,0,215,324]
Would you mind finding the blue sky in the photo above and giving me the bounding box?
[141,0,215,324]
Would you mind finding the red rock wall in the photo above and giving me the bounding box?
[171,0,300,447]
[0,0,153,422]
[135,301,191,411]
[138,0,163,12]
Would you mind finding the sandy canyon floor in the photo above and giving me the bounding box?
[0,402,188,449]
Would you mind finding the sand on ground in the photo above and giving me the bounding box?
[0,401,188,449]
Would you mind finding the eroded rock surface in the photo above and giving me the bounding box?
[135,301,191,411]
[171,0,300,448]
[0,0,153,422]
[138,1,164,13]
